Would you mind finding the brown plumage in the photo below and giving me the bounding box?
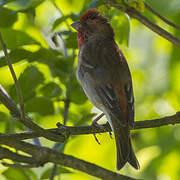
[71,9,140,170]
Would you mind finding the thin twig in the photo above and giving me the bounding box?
[0,33,26,121]
[145,2,180,30]
[50,28,71,180]
[0,85,21,117]
[63,97,70,125]
[50,164,57,180]
[0,35,65,142]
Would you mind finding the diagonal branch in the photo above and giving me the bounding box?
[144,2,180,31]
[0,34,25,121]
[0,85,21,117]
[0,139,137,180]
[126,7,180,47]
[0,146,38,164]
[102,0,180,47]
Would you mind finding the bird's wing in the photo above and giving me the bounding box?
[80,40,134,127]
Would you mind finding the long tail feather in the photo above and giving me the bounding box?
[111,118,139,170]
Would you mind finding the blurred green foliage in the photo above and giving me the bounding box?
[0,0,180,179]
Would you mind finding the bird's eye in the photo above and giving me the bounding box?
[82,21,87,26]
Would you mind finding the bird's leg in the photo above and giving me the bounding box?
[91,113,104,145]
[91,113,104,128]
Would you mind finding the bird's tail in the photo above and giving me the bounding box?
[112,121,140,170]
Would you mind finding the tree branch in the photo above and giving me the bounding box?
[2,162,40,168]
[0,79,180,141]
[144,2,180,31]
[0,139,136,180]
[102,0,180,47]
[0,112,179,142]
[126,7,180,47]
[0,146,38,164]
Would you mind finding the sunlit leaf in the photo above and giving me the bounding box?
[5,0,44,12]
[53,16,69,30]
[0,28,39,50]
[111,11,130,46]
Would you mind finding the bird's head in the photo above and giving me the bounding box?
[71,9,114,48]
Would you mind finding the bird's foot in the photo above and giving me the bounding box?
[91,113,104,129]
[91,113,105,145]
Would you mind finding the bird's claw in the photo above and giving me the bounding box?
[93,134,101,145]
[91,113,105,129]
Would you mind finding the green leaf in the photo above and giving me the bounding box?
[0,112,8,121]
[69,77,87,104]
[50,56,74,81]
[25,97,54,115]
[145,0,180,16]
[0,28,39,49]
[0,48,33,67]
[126,0,145,12]
[10,65,45,102]
[65,32,78,49]
[23,168,37,180]
[111,11,130,46]
[53,16,69,30]
[40,82,62,98]
[2,168,31,180]
[75,113,96,126]
[40,167,71,179]
[0,8,17,27]
[5,0,44,12]
[29,48,61,62]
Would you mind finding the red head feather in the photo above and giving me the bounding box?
[80,8,100,22]
[76,9,110,48]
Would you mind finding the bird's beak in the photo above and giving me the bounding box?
[71,21,81,31]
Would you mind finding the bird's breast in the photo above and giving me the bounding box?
[76,55,103,109]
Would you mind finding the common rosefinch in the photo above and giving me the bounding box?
[71,9,140,170]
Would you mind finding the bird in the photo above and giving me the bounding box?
[71,8,140,170]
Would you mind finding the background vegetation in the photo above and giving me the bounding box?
[0,0,180,179]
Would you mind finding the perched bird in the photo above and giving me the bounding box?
[71,9,140,170]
